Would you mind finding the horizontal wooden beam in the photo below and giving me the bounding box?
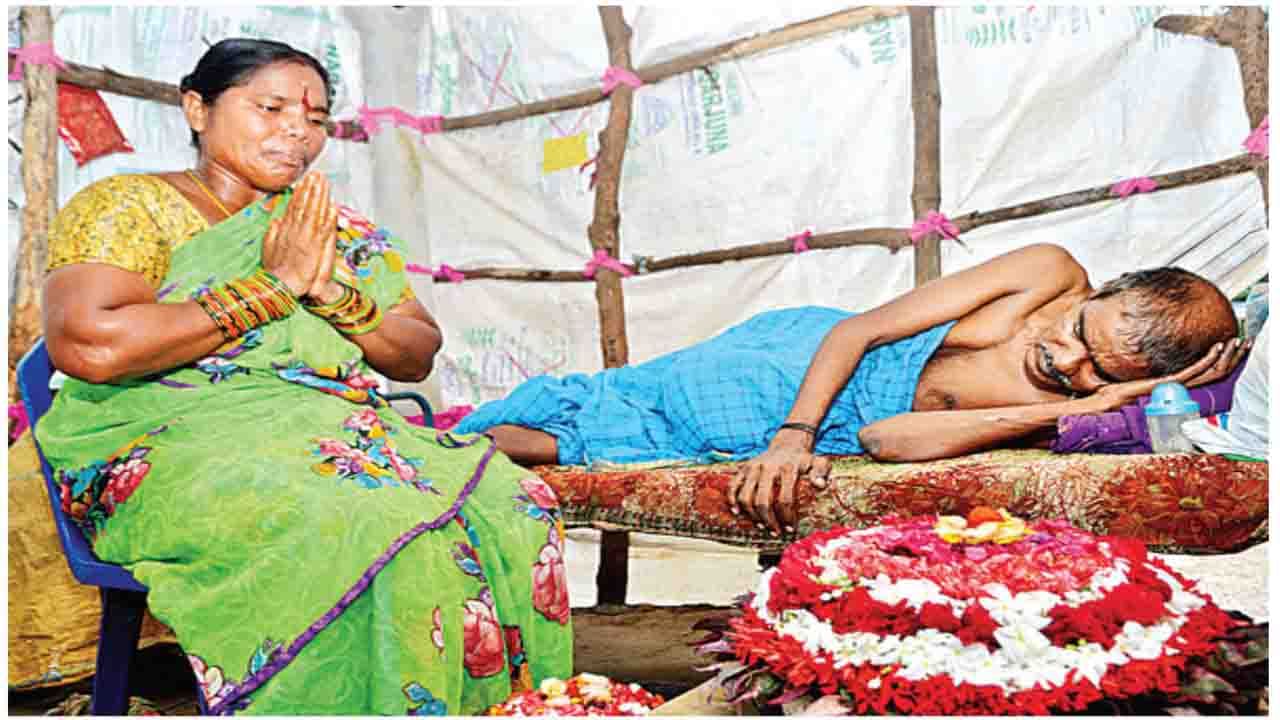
[9,55,364,141]
[430,154,1259,284]
[440,6,906,132]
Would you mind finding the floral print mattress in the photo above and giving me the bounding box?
[532,449,1268,554]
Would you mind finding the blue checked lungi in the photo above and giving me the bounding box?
[455,307,956,466]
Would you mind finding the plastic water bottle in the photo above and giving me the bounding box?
[1144,382,1199,453]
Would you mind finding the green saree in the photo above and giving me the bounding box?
[36,183,573,715]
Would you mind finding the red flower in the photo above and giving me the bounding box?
[531,542,571,624]
[918,601,961,633]
[520,476,560,510]
[463,598,506,677]
[955,603,999,646]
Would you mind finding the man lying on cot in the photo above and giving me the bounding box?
[455,243,1247,534]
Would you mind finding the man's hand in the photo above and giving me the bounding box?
[1087,337,1252,412]
[727,445,832,536]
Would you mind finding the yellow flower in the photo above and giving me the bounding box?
[540,678,568,698]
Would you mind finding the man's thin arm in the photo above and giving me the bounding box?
[857,398,1101,462]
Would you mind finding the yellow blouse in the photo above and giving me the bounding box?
[47,174,209,289]
[48,173,419,308]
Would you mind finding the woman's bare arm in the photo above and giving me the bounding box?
[340,296,442,382]
[43,263,227,384]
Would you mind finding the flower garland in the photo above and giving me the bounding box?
[485,673,665,716]
[716,508,1239,715]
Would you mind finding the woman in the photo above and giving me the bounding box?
[36,38,571,715]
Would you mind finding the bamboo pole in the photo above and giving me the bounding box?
[438,154,1256,283]
[7,56,366,141]
[10,7,57,401]
[908,6,942,287]
[951,154,1260,233]
[1156,9,1268,214]
[442,6,905,133]
[589,5,639,608]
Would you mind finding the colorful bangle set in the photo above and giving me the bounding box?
[302,283,384,336]
[194,268,300,341]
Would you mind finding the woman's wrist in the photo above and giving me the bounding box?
[194,268,300,341]
[303,282,385,336]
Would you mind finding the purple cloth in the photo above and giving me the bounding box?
[1051,358,1247,454]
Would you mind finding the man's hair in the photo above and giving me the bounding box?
[1090,267,1238,377]
[179,38,333,148]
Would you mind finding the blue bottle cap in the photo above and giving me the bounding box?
[1144,382,1200,416]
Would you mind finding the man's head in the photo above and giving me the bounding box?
[1089,267,1238,377]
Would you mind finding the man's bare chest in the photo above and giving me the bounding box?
[912,342,1064,411]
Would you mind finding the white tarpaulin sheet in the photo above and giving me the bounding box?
[8,6,1267,410]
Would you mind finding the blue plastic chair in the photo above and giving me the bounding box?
[17,339,156,715]
[17,339,435,714]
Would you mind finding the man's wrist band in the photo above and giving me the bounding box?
[778,422,819,436]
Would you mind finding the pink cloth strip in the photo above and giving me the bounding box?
[8,42,68,81]
[583,249,634,278]
[405,262,465,283]
[788,229,813,253]
[357,105,445,138]
[1110,176,1158,198]
[908,211,961,245]
[600,66,644,95]
[1244,115,1268,158]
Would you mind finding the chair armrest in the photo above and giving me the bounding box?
[384,391,434,428]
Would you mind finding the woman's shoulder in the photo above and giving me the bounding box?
[60,173,183,213]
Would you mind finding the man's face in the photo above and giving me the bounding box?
[1027,295,1150,395]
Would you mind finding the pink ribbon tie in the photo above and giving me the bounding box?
[1110,176,1158,198]
[358,106,445,138]
[788,229,813,253]
[405,263,465,283]
[908,211,962,246]
[8,42,68,81]
[433,263,465,283]
[1244,115,1268,159]
[600,66,644,95]
[583,249,634,279]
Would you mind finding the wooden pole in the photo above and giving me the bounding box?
[10,6,58,401]
[443,6,905,133]
[1156,9,1268,214]
[952,154,1260,233]
[427,153,1257,283]
[908,6,942,287]
[7,56,365,142]
[590,6,639,608]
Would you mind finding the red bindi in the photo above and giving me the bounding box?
[302,87,312,114]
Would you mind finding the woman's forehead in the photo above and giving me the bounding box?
[238,62,326,100]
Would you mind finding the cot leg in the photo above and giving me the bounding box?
[90,587,147,715]
[595,531,630,605]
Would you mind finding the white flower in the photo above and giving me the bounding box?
[949,644,1010,690]
[893,629,964,681]
[1065,642,1125,687]
[1113,620,1174,661]
[993,622,1053,664]
[866,577,948,610]
[1088,561,1130,593]
[753,568,778,617]
[978,585,1056,629]
[1004,647,1072,691]
[830,632,885,668]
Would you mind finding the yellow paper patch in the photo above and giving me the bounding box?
[542,132,589,174]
